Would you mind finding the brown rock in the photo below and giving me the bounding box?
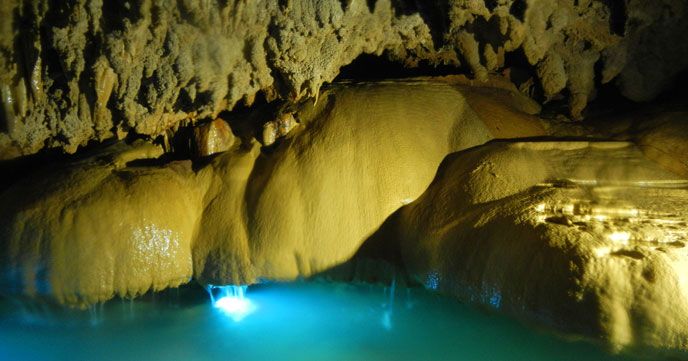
[194,118,235,157]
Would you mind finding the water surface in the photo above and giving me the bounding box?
[0,281,639,361]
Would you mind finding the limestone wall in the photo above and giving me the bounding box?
[1,0,685,158]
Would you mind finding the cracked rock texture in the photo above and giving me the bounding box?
[0,0,687,158]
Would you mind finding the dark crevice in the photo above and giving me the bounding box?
[101,0,143,33]
[0,137,120,193]
[14,3,39,98]
[504,48,542,99]
[157,124,194,159]
[194,91,214,110]
[337,0,349,11]
[366,0,377,13]
[277,0,290,11]
[510,0,527,22]
[602,0,627,36]
[123,156,176,168]
[611,250,644,260]
[106,85,127,136]
[137,73,158,111]
[485,0,499,12]
[546,16,554,30]
[335,53,466,82]
[540,89,572,120]
[219,90,281,144]
[174,87,197,113]
[466,16,507,51]
[587,68,688,123]
[391,0,450,49]
[583,57,637,120]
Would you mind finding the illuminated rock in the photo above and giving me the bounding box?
[191,80,507,285]
[0,80,541,306]
[397,140,688,352]
[260,121,277,146]
[0,142,208,305]
[260,111,300,147]
[194,118,235,157]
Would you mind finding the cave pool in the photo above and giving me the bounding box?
[0,280,642,361]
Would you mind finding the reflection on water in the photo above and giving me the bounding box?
[0,281,638,361]
[534,179,688,258]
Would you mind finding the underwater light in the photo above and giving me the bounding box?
[215,296,254,321]
[206,285,257,322]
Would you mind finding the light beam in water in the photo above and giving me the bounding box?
[381,276,396,331]
[206,285,256,322]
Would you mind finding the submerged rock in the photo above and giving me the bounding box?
[396,140,688,352]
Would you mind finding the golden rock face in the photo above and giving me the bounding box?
[396,141,688,352]
[0,151,207,305]
[193,81,499,285]
[0,79,536,306]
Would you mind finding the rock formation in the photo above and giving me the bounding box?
[1,0,686,158]
[0,79,540,305]
[394,139,688,352]
[1,1,688,355]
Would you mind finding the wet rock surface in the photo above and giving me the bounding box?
[395,140,688,353]
[0,79,535,305]
[0,142,205,305]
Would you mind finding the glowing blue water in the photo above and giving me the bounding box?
[0,281,643,361]
[206,285,256,322]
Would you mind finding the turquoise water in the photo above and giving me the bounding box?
[0,281,640,361]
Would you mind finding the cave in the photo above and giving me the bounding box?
[1,1,688,360]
